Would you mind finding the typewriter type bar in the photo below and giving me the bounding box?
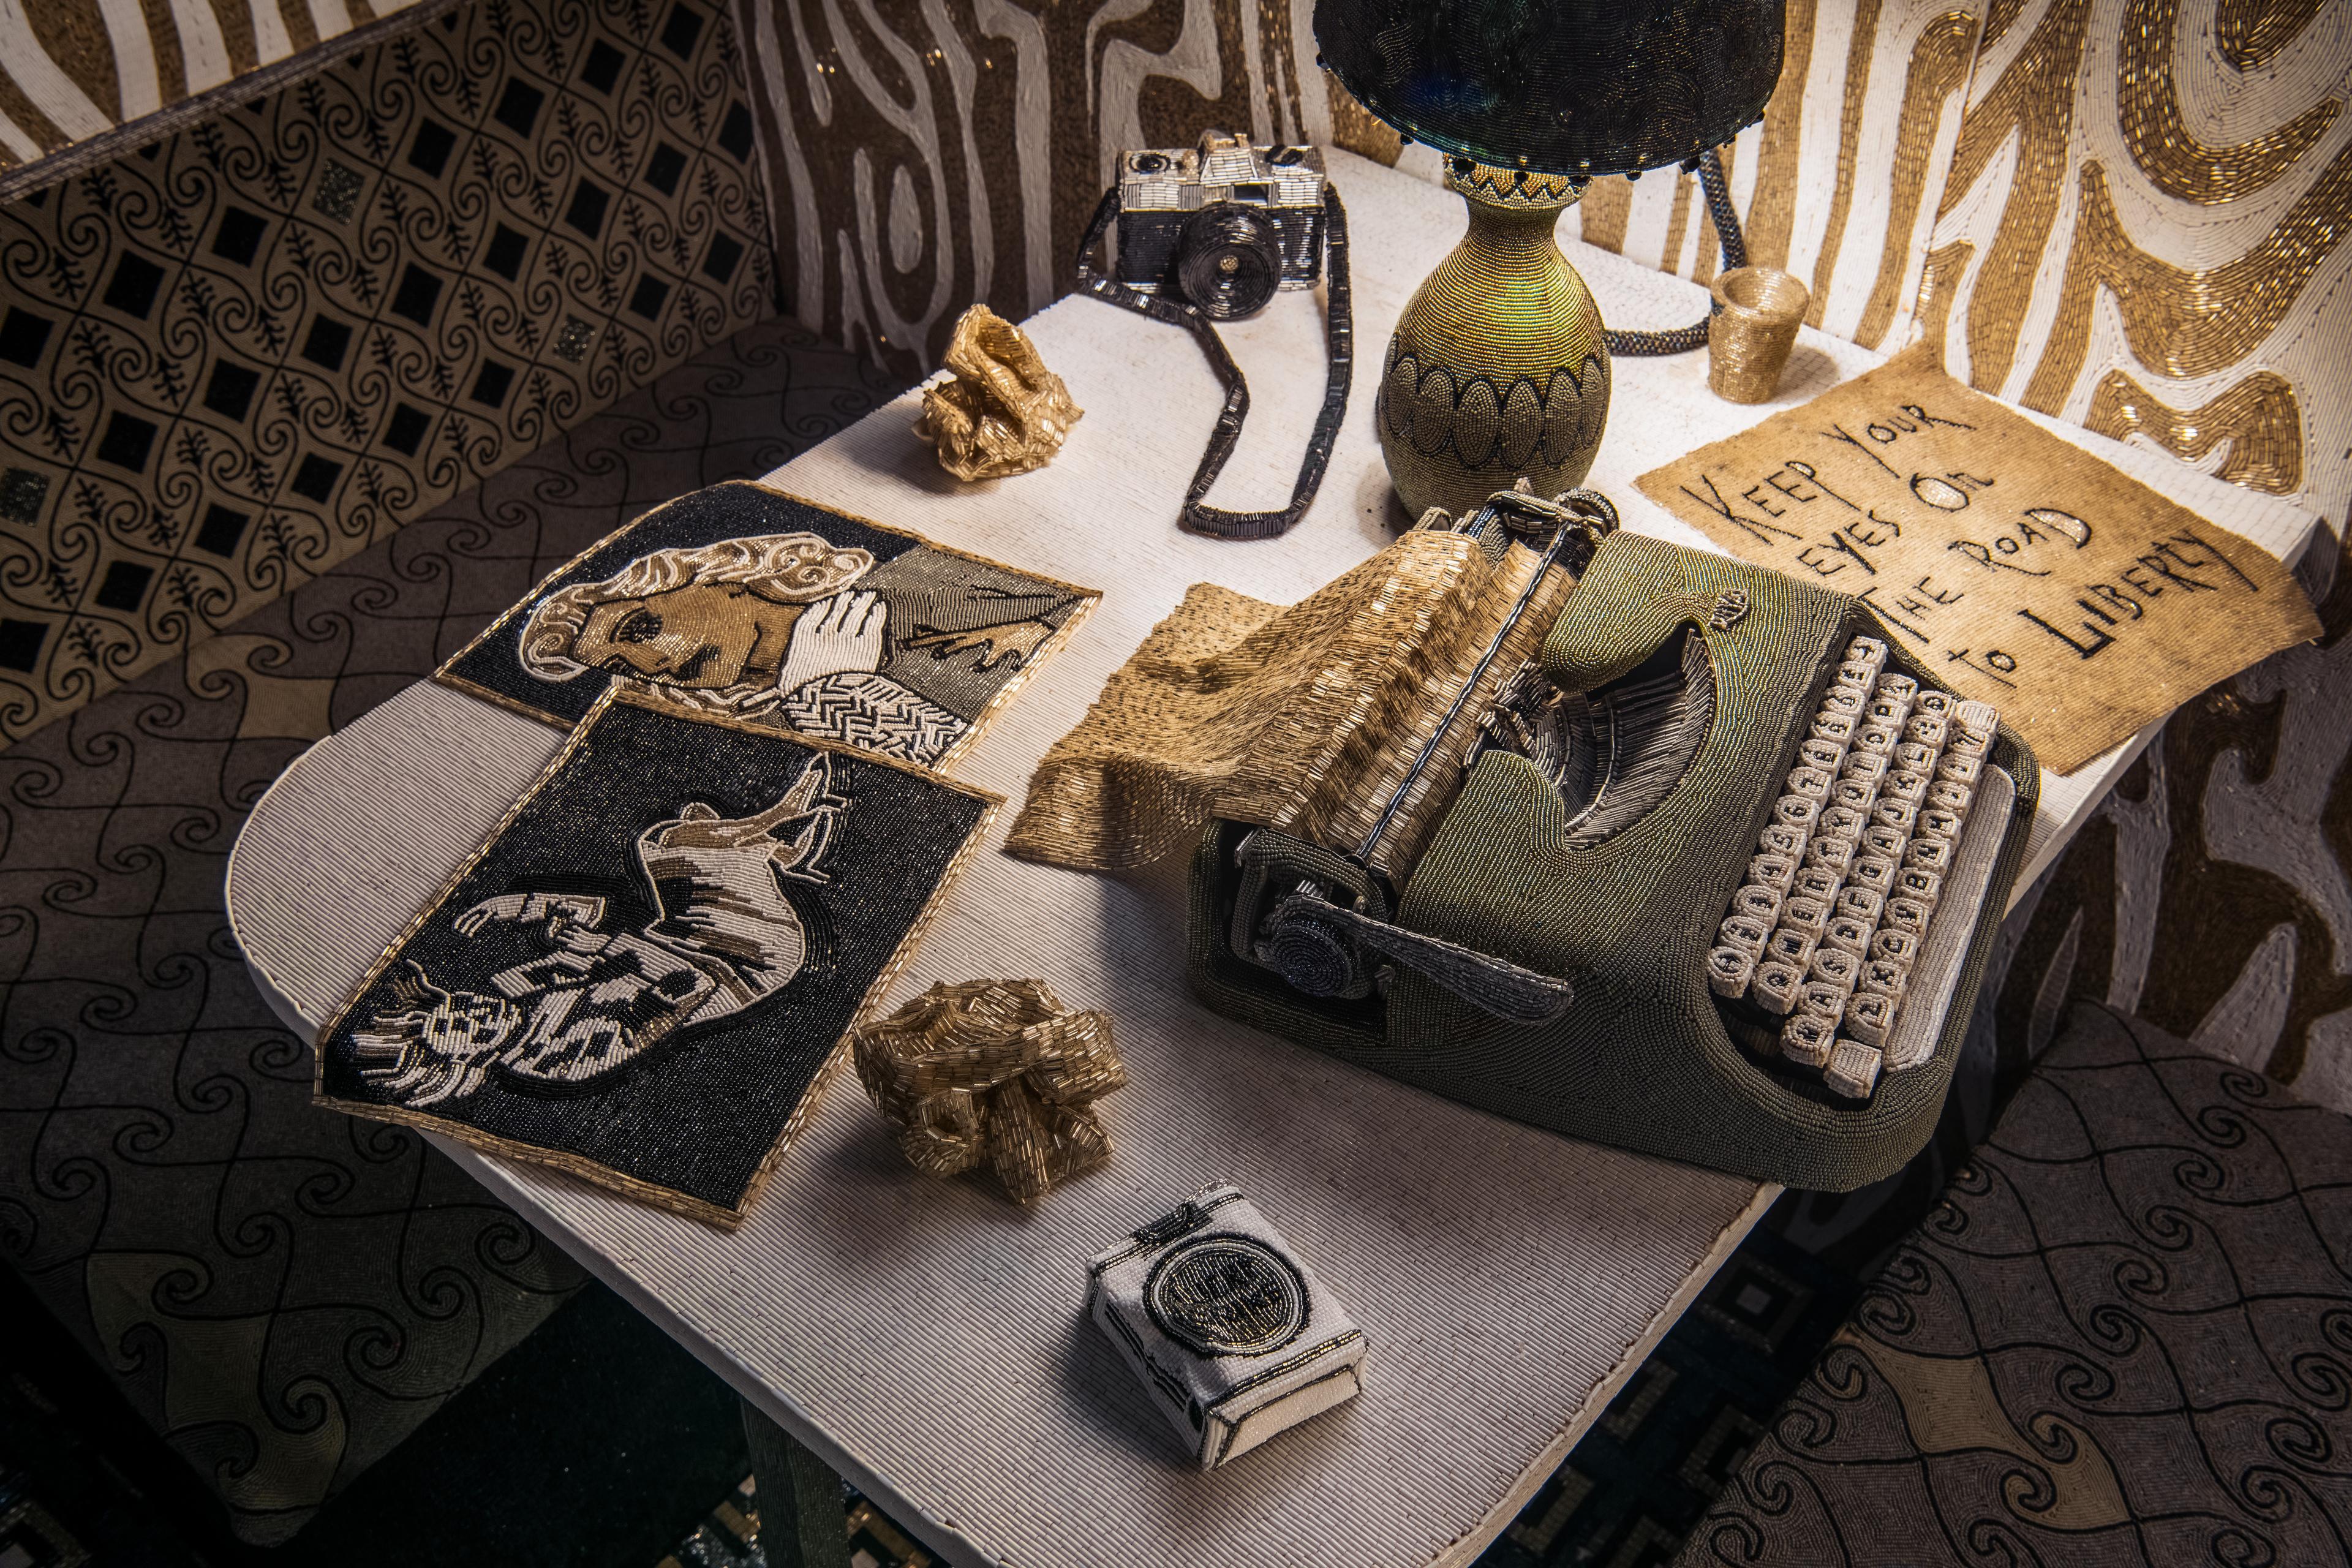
[1708,639,1997,1101]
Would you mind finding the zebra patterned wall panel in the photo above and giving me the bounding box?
[0,0,775,745]
[0,0,432,172]
[1942,0,2352,1115]
[1922,0,2350,522]
[731,0,1330,376]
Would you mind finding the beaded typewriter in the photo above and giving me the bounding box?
[1185,499,2041,1190]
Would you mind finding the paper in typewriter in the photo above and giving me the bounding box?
[1008,526,1576,877]
[438,480,1098,770]
[1635,352,2320,774]
[311,690,999,1227]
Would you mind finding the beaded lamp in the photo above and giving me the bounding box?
[1316,0,1787,517]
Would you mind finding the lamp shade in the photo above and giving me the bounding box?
[1316,0,1785,176]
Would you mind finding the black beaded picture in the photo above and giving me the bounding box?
[313,690,998,1224]
[438,481,1096,766]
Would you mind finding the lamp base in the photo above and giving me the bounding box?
[1376,164,1611,521]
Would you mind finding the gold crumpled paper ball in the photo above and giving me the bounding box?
[913,305,1083,480]
[851,978,1125,1204]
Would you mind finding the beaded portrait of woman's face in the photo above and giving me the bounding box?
[439,481,1097,767]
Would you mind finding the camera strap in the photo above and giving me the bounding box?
[1076,186,1353,541]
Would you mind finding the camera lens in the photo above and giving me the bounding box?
[1174,202,1283,320]
[1132,152,1169,175]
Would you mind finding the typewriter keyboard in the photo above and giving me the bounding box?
[1708,637,1998,1099]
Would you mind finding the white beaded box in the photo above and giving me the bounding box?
[1087,1184,1366,1469]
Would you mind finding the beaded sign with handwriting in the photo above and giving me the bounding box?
[1635,354,2320,774]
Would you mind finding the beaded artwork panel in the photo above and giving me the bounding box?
[313,692,998,1224]
[0,0,774,744]
[437,480,1098,767]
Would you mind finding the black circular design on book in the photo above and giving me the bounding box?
[1144,1234,1308,1358]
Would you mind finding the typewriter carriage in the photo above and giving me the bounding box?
[1186,521,2040,1191]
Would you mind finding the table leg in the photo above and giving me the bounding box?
[741,1398,853,1568]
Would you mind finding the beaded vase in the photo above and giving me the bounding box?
[1376,162,1611,521]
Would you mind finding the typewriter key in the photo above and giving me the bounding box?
[1945,728,1991,760]
[1934,752,1982,787]
[1782,1012,1838,1068]
[1847,854,1898,895]
[1904,837,1954,875]
[1785,766,1834,801]
[1870,928,1921,965]
[1803,835,1856,874]
[1826,1039,1883,1098]
[1799,979,1851,1019]
[1752,960,1804,1014]
[1893,741,1937,775]
[1811,710,1858,746]
[1759,824,1807,861]
[1835,885,1885,924]
[1882,770,1931,805]
[1828,777,1875,813]
[1954,699,1998,738]
[1732,884,1784,924]
[1882,895,1932,935]
[1781,894,1830,935]
[1844,990,1897,1047]
[1773,794,1822,831]
[1719,913,1771,953]
[1766,925,1820,970]
[1918,807,1966,842]
[1818,804,1867,840]
[1800,738,1846,774]
[1894,865,1943,906]
[1915,690,1954,720]
[1860,823,1905,861]
[1708,944,1757,998]
[1792,864,1842,903]
[1905,712,1950,749]
[1876,674,1920,704]
[1866,696,1913,728]
[1855,722,1901,756]
[1841,750,1889,783]
[1926,778,1972,816]
[1860,957,1909,998]
[1870,797,1920,833]
[1749,853,1796,891]
[1848,635,1888,667]
[1835,660,1877,690]
[1819,687,1865,718]
[1808,944,1861,992]
[1822,915,1872,955]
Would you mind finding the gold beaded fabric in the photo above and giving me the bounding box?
[913,306,1084,481]
[852,979,1126,1205]
[1005,526,1578,879]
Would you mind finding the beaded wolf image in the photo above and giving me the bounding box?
[438,483,1096,767]
[350,755,850,1107]
[314,695,1000,1222]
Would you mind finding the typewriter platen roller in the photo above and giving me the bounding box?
[1185,497,2040,1191]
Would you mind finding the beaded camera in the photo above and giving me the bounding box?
[1184,502,2041,1191]
[1116,131,1328,319]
